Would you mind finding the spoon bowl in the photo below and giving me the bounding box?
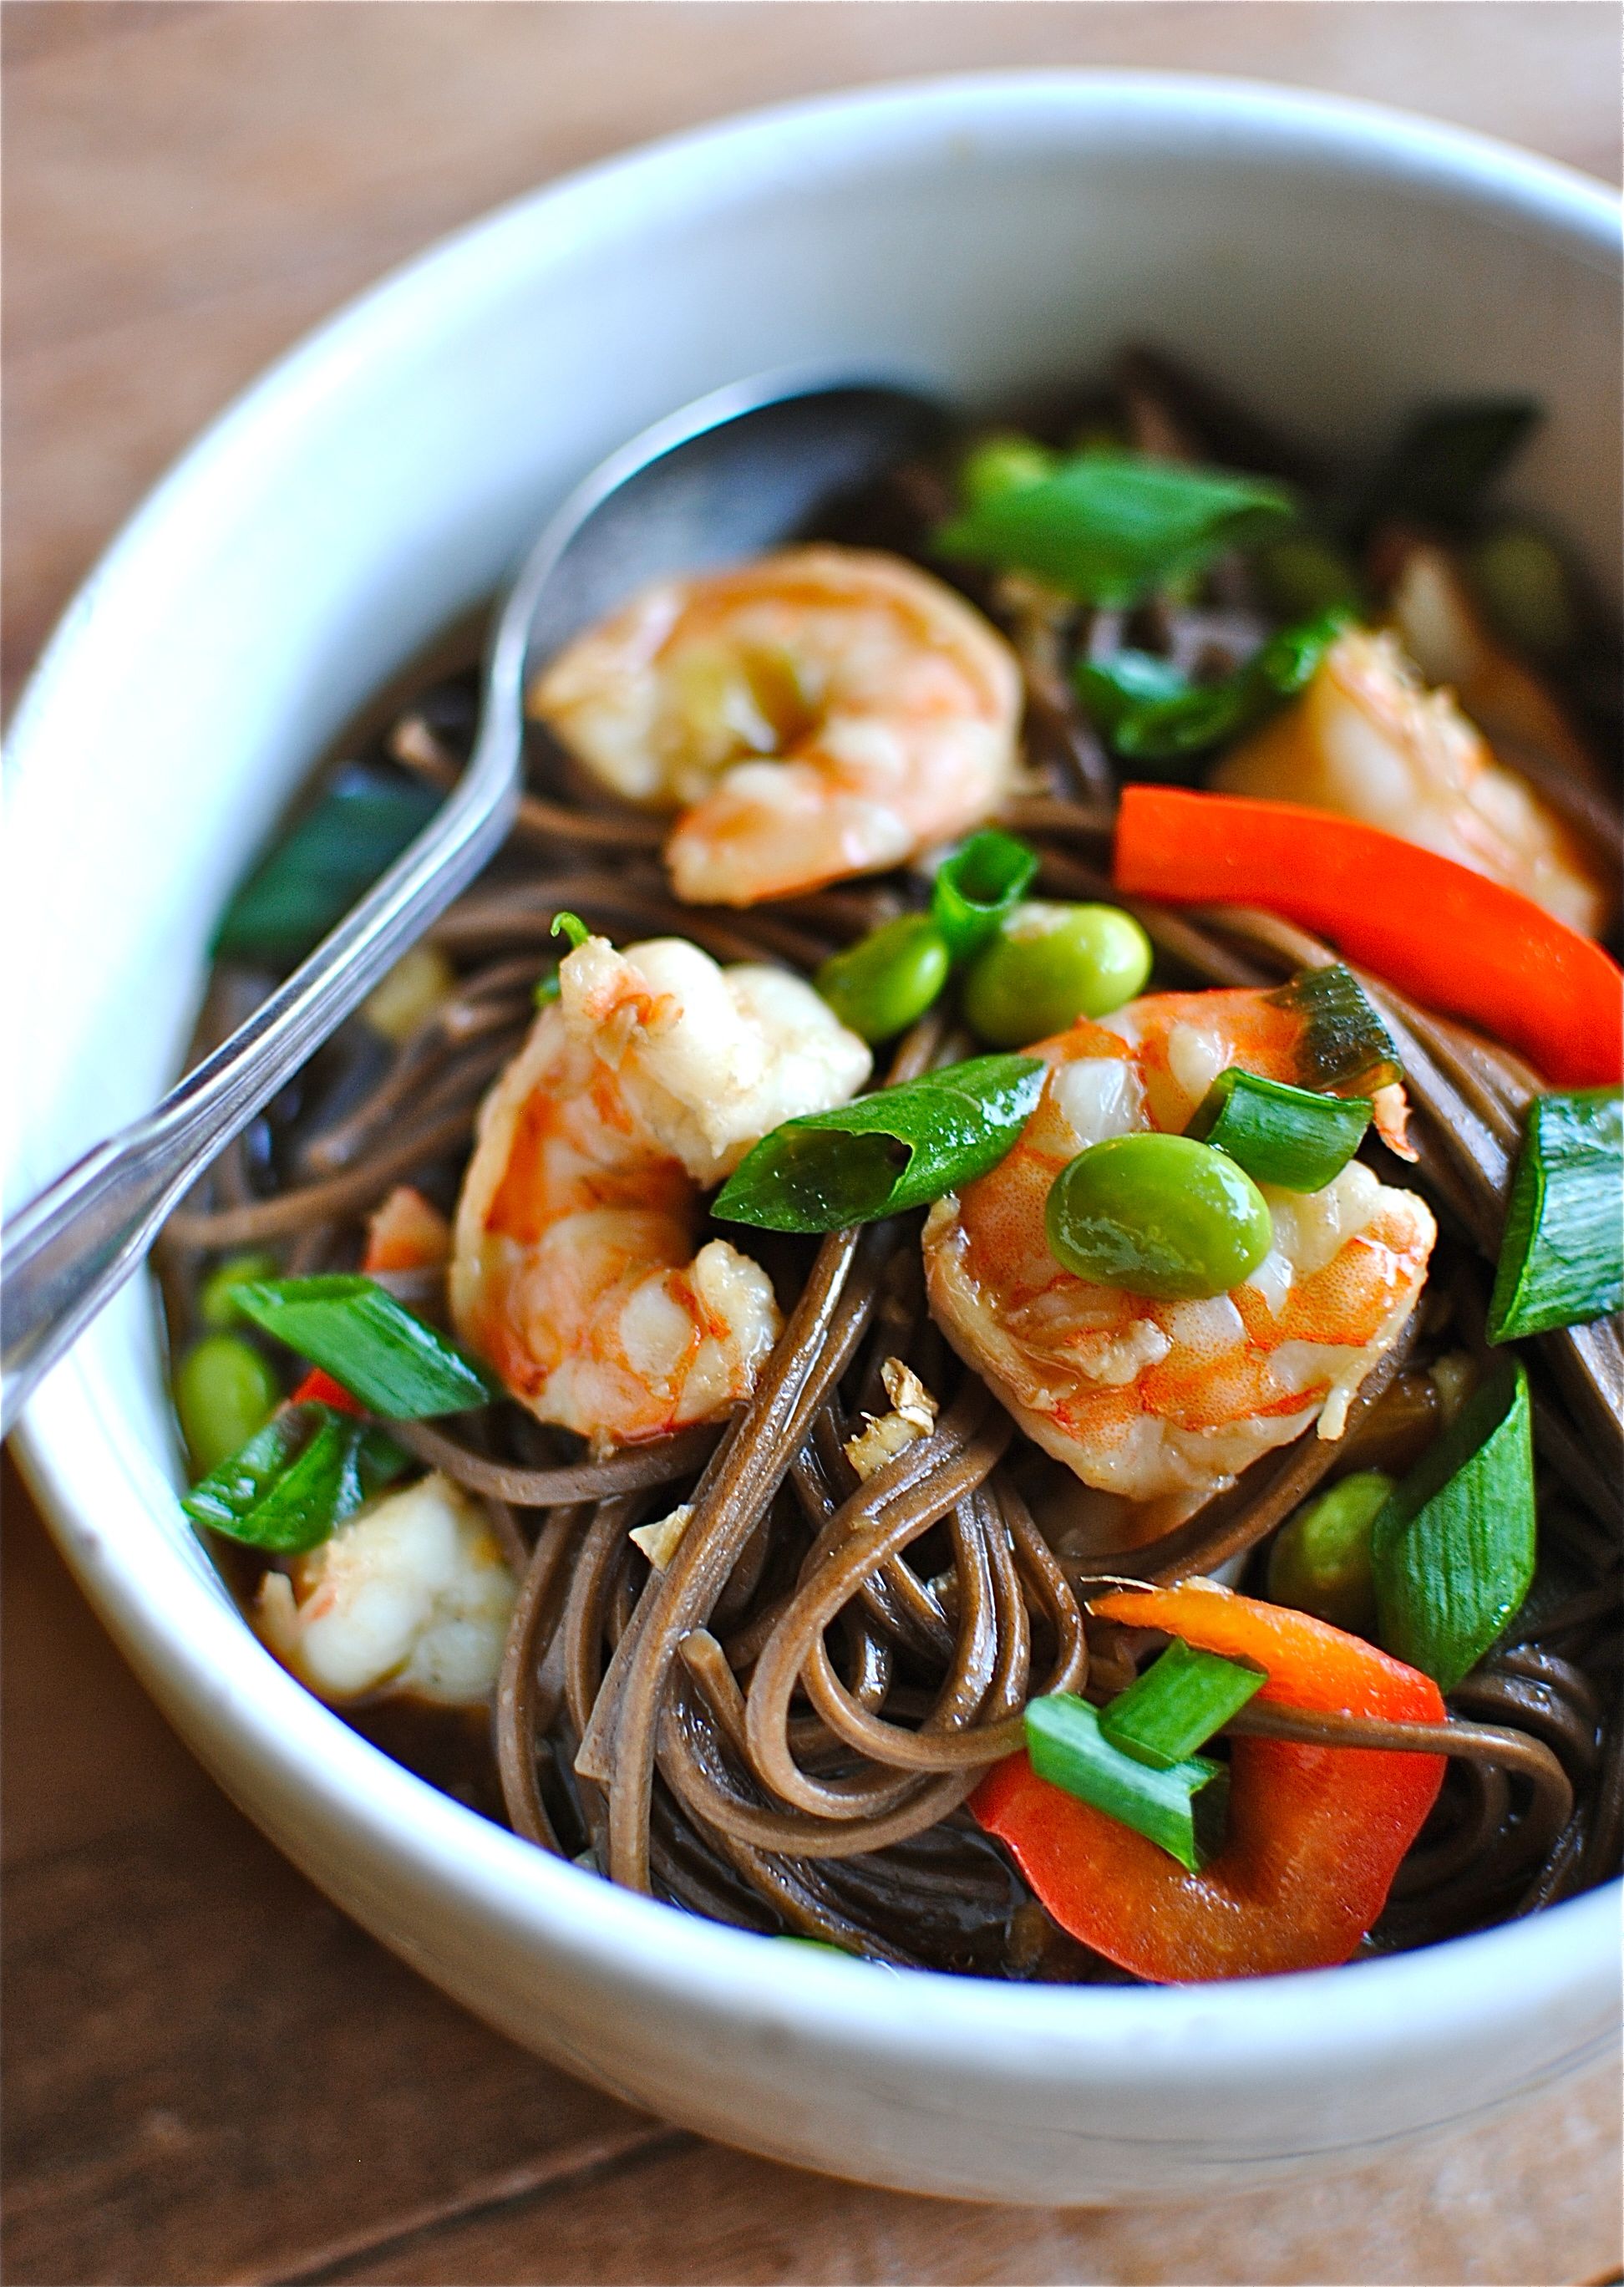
[0,370,941,1431]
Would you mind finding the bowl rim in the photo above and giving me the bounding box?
[11,67,1621,2101]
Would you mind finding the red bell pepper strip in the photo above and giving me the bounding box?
[288,1367,365,1417]
[972,1581,1446,1981]
[1113,785,1624,1090]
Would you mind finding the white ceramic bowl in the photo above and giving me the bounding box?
[8,73,1620,2206]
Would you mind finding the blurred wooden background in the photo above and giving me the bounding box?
[4,7,1621,2282]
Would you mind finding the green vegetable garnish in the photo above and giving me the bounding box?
[1186,1068,1371,1193]
[232,1276,496,1418]
[1099,1640,1266,1771]
[551,910,591,950]
[1487,1090,1623,1343]
[815,914,952,1044]
[957,433,1058,510]
[533,965,561,1007]
[1045,1133,1273,1302]
[1466,527,1576,659]
[1077,611,1349,765]
[1373,1358,1536,1691]
[197,1251,279,1331]
[212,765,439,965]
[1359,398,1541,530]
[1266,964,1402,1098]
[963,902,1153,1047]
[929,830,1040,964]
[182,1401,409,1553]
[1025,1692,1228,1871]
[934,450,1295,607]
[1267,1470,1394,1635]
[1254,534,1365,620]
[174,1333,282,1479]
[713,1055,1044,1234]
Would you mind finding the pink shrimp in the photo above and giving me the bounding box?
[450,932,870,1451]
[529,546,1022,906]
[922,988,1435,1527]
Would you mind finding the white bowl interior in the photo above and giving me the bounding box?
[8,74,1621,2203]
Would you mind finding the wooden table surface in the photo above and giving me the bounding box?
[4,8,1621,2283]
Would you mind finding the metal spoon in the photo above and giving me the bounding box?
[2,369,942,1432]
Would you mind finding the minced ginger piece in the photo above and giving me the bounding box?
[844,1359,938,1481]
[630,1502,695,1572]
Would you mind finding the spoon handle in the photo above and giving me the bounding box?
[1,724,518,1436]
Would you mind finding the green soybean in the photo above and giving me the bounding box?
[1267,1470,1394,1635]
[198,1251,278,1330]
[963,902,1153,1048]
[175,1334,282,1480]
[958,433,1058,509]
[815,914,951,1044]
[1466,528,1576,659]
[1045,1133,1272,1301]
[1254,534,1363,620]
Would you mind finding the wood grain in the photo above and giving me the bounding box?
[5,7,1622,2283]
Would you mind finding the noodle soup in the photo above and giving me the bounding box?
[160,349,1621,1986]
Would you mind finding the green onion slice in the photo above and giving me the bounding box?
[1077,611,1348,766]
[934,450,1295,608]
[1099,1640,1266,1771]
[1358,398,1541,531]
[232,1276,497,1417]
[1487,1089,1623,1342]
[712,1055,1044,1234]
[181,1402,409,1553]
[1372,1357,1536,1691]
[1025,1692,1227,1872]
[1186,1068,1372,1192]
[930,830,1039,963]
[212,765,440,966]
[1266,964,1402,1098]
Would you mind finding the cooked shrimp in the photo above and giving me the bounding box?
[257,1471,516,1705]
[1388,540,1603,800]
[450,932,870,1449]
[529,546,1022,906]
[1212,624,1608,935]
[922,989,1435,1520]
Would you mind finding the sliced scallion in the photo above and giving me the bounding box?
[1372,1357,1535,1691]
[1024,1692,1227,1871]
[232,1276,496,1417]
[712,1055,1044,1233]
[934,450,1295,607]
[1266,964,1402,1098]
[181,1401,409,1553]
[929,830,1039,963]
[1186,1068,1371,1192]
[1487,1089,1623,1342]
[1077,610,1348,767]
[212,765,440,966]
[1359,398,1541,531]
[1098,1640,1266,1771]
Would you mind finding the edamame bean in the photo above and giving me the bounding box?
[1045,1133,1272,1300]
[958,433,1057,509]
[175,1334,282,1478]
[1466,528,1575,660]
[1267,1470,1395,1634]
[1255,535,1363,619]
[964,902,1152,1047]
[815,914,951,1044]
[198,1251,277,1330]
